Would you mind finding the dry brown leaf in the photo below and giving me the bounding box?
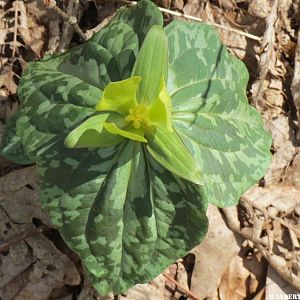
[171,0,184,11]
[216,0,237,11]
[278,0,294,36]
[184,0,215,25]
[265,266,299,298]
[189,205,241,299]
[218,256,251,300]
[263,114,297,185]
[252,288,265,300]
[251,78,285,117]
[248,0,271,18]
[0,166,38,193]
[157,0,172,9]
[119,273,167,300]
[291,25,300,141]
[0,65,18,94]
[0,167,80,300]
[0,1,45,96]
[78,285,114,300]
[19,1,45,57]
[285,151,300,189]
[219,247,267,299]
[173,261,189,299]
[244,185,300,215]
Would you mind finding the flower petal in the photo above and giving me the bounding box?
[148,79,173,132]
[95,76,141,115]
[104,122,147,143]
[65,113,125,148]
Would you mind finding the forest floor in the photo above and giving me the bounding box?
[1,0,300,299]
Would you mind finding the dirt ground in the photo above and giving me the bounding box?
[1,0,300,299]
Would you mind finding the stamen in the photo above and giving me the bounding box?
[124,105,152,129]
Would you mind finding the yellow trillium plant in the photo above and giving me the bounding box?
[65,26,203,184]
[0,0,272,295]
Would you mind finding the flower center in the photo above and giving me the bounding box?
[124,105,152,129]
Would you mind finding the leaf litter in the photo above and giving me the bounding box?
[1,0,300,299]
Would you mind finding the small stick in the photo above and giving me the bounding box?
[43,0,87,41]
[163,273,201,300]
[121,0,261,42]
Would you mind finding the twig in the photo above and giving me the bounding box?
[60,0,83,51]
[43,0,87,42]
[163,273,201,300]
[86,14,117,39]
[222,207,300,291]
[121,0,261,42]
[252,0,279,105]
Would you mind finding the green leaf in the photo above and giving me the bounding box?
[1,0,160,163]
[146,124,203,185]
[11,15,141,160]
[57,42,113,90]
[65,113,125,148]
[15,63,98,159]
[113,0,163,45]
[166,21,272,207]
[91,22,139,80]
[0,112,34,164]
[95,76,141,115]
[57,25,138,86]
[132,25,168,106]
[37,140,208,295]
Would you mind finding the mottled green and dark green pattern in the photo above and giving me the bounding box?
[0,0,271,296]
[37,139,208,294]
[166,21,272,207]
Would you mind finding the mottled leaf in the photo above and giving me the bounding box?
[113,0,163,45]
[0,7,143,163]
[15,63,98,159]
[0,112,34,165]
[166,21,272,207]
[91,22,139,81]
[37,140,208,294]
[0,2,272,297]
